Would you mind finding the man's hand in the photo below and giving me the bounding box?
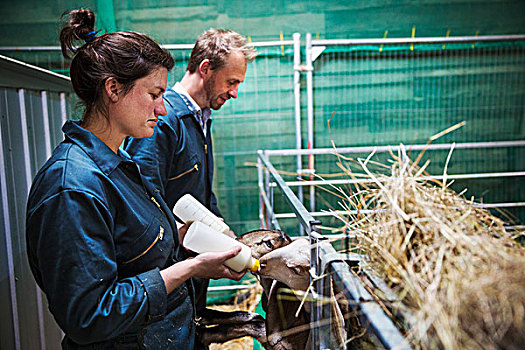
[177,222,191,244]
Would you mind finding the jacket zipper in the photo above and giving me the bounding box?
[123,226,165,264]
[204,144,210,207]
[168,164,199,181]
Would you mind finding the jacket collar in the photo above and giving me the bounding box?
[164,87,212,122]
[62,120,133,175]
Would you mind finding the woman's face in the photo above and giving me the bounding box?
[112,67,169,139]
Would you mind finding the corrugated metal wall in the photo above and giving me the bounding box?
[1,55,72,350]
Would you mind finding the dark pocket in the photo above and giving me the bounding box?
[120,216,168,266]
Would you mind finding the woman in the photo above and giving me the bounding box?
[25,9,244,349]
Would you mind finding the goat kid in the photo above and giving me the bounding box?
[196,229,292,349]
[259,238,311,350]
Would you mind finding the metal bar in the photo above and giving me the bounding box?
[248,40,295,47]
[259,187,281,230]
[59,92,67,129]
[208,284,258,291]
[276,210,375,219]
[19,89,46,350]
[273,171,525,187]
[263,140,525,156]
[257,156,265,228]
[41,91,52,159]
[312,34,525,46]
[311,231,326,350]
[274,201,525,219]
[258,151,324,240]
[305,33,316,214]
[320,242,411,350]
[476,202,525,208]
[0,40,296,52]
[293,33,304,214]
[264,158,271,230]
[161,44,194,50]
[0,112,21,350]
[0,45,62,51]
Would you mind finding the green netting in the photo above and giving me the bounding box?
[1,0,524,309]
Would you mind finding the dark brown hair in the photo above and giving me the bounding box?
[59,9,174,121]
[187,28,257,73]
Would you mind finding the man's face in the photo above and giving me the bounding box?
[203,50,247,110]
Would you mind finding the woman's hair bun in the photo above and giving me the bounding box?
[59,8,96,59]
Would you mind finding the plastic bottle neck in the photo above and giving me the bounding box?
[250,257,260,272]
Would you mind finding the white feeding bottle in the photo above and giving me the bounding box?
[183,221,259,273]
[173,194,231,234]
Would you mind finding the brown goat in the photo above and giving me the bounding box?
[197,232,346,350]
[196,229,292,349]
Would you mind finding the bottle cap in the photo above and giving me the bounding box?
[250,258,260,272]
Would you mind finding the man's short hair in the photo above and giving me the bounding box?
[187,28,257,73]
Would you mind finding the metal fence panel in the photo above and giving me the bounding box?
[1,54,71,349]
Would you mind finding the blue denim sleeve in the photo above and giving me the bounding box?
[26,190,168,345]
[125,120,178,198]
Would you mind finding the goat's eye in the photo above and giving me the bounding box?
[264,241,274,249]
[292,267,302,275]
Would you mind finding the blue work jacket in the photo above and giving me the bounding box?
[124,87,220,217]
[26,121,196,349]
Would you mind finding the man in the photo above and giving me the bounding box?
[124,28,257,315]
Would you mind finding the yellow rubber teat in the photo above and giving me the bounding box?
[250,258,260,272]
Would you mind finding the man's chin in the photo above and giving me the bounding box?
[211,102,224,110]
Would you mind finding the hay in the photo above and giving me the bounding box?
[208,281,263,350]
[333,147,525,350]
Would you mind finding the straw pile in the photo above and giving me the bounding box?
[332,148,525,350]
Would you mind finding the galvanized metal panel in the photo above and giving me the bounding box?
[0,86,20,350]
[1,85,66,350]
[0,55,73,350]
[9,88,43,349]
[47,92,65,148]
[24,89,48,175]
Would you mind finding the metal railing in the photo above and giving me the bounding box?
[258,137,525,348]
[257,150,411,350]
[262,142,525,223]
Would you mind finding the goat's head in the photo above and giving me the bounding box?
[237,229,292,259]
[258,238,311,292]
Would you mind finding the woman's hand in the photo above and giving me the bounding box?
[160,246,245,294]
[191,247,245,280]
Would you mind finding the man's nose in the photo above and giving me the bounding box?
[228,86,238,99]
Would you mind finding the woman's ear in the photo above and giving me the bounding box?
[104,77,122,103]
